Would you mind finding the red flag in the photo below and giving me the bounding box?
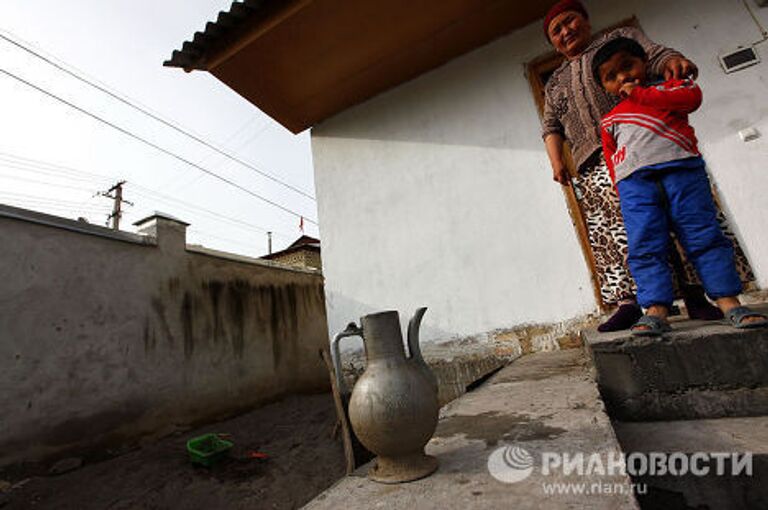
[299,215,304,233]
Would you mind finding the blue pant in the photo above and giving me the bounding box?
[617,163,741,308]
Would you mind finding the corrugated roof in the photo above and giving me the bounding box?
[164,0,271,71]
[165,0,556,132]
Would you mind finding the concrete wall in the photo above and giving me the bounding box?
[0,205,330,466]
[311,0,767,348]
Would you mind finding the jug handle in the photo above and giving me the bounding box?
[331,322,363,394]
[407,307,428,362]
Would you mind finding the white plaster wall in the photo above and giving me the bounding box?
[312,0,768,345]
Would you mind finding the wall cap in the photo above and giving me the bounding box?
[188,244,323,276]
[133,211,190,227]
[0,203,155,246]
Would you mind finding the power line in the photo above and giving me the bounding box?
[0,200,110,213]
[0,172,102,193]
[153,115,258,191]
[0,151,117,182]
[0,195,112,214]
[0,67,319,226]
[126,183,295,241]
[0,152,116,213]
[155,116,269,193]
[0,189,110,206]
[0,162,112,185]
[0,30,316,201]
[188,228,271,252]
[0,150,300,240]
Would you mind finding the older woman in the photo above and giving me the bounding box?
[541,0,753,331]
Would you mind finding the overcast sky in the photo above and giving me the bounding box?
[0,0,317,256]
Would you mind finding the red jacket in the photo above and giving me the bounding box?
[600,79,702,183]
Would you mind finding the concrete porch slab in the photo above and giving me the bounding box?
[582,304,768,421]
[303,350,639,510]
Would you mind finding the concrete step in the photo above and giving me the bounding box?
[612,416,768,510]
[582,304,768,421]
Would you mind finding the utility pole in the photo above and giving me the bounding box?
[98,181,134,230]
[267,231,273,254]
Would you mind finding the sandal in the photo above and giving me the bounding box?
[630,315,672,337]
[726,306,768,329]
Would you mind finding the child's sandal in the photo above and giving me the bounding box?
[630,315,672,337]
[726,306,768,329]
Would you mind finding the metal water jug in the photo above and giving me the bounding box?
[332,307,439,483]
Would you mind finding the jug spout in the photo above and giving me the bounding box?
[407,307,428,362]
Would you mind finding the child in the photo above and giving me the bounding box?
[592,37,767,335]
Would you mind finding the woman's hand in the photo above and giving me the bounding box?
[552,164,571,186]
[663,56,698,80]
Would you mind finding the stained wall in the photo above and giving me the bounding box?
[0,205,329,466]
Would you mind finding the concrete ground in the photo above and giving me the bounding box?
[304,350,639,510]
[0,394,346,510]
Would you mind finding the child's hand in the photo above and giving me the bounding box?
[619,80,640,99]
